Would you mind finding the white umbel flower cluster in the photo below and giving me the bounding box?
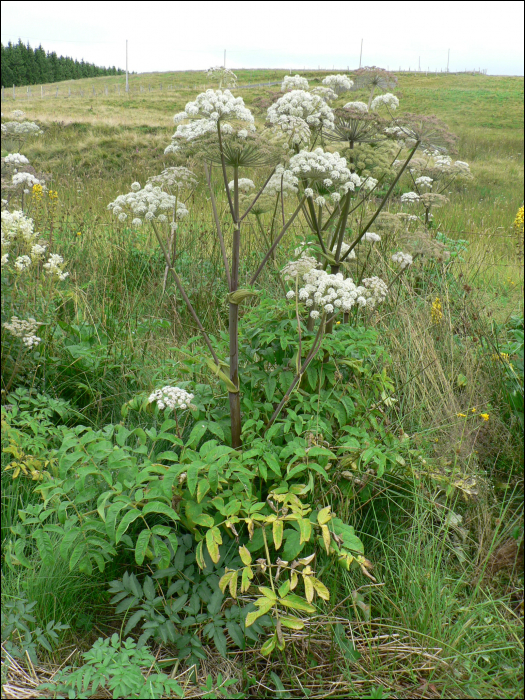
[344,101,369,113]
[361,177,378,191]
[362,231,381,243]
[287,148,360,195]
[391,251,413,269]
[11,110,26,119]
[263,165,299,197]
[3,316,42,348]
[270,114,312,147]
[400,191,420,204]
[282,253,319,281]
[227,178,255,193]
[4,153,30,166]
[415,176,433,188]
[282,75,309,91]
[147,167,198,192]
[12,172,43,189]
[1,121,43,138]
[267,90,335,131]
[1,210,38,245]
[332,241,356,260]
[322,74,354,94]
[148,386,195,412]
[43,253,69,280]
[310,86,338,103]
[371,93,399,111]
[108,183,189,224]
[291,268,388,316]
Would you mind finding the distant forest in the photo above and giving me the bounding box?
[1,39,126,87]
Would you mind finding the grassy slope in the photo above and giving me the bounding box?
[1,71,523,698]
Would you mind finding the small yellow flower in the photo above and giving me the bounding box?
[480,413,489,421]
[336,321,341,325]
[471,408,476,412]
[431,297,443,324]
[457,413,467,418]
[77,231,82,236]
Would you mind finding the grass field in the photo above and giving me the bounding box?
[1,69,523,699]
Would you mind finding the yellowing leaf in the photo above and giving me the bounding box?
[312,577,330,601]
[290,571,298,590]
[273,519,283,550]
[321,524,331,553]
[317,506,332,526]
[278,593,316,613]
[229,570,238,599]
[219,570,234,593]
[280,616,305,630]
[260,633,277,656]
[239,545,252,566]
[298,517,312,544]
[205,529,220,564]
[196,540,205,569]
[303,574,314,603]
[241,565,253,592]
[257,587,277,601]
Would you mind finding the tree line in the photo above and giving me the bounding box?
[1,39,126,87]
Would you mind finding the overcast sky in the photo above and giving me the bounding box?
[2,0,524,76]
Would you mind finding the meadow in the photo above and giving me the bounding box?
[1,68,523,699]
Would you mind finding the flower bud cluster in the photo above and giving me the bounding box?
[3,315,42,348]
[267,90,335,131]
[310,87,338,103]
[282,253,319,281]
[148,386,195,412]
[391,251,413,269]
[282,75,309,91]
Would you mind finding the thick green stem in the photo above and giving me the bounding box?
[229,167,242,448]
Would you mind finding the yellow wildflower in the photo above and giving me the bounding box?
[77,231,82,236]
[431,297,443,324]
[457,413,467,418]
[480,413,489,421]
[32,183,43,201]
[48,190,58,204]
[471,408,476,413]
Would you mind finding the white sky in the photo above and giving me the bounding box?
[1,0,524,76]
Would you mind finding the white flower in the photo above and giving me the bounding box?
[322,74,354,94]
[131,182,141,192]
[309,310,320,319]
[270,114,311,146]
[132,218,142,227]
[263,165,299,197]
[12,172,42,189]
[43,253,69,280]
[343,101,368,113]
[14,255,31,271]
[361,177,378,192]
[148,167,198,192]
[227,178,255,193]
[1,254,8,266]
[304,188,314,198]
[3,316,42,348]
[267,90,334,132]
[1,121,43,138]
[391,251,413,269]
[314,196,326,207]
[362,232,381,243]
[281,253,319,281]
[415,176,433,188]
[282,75,309,92]
[118,212,127,222]
[286,290,295,299]
[331,241,356,259]
[371,93,399,111]
[1,210,37,243]
[324,303,334,313]
[30,243,47,259]
[400,191,420,204]
[4,153,30,166]
[148,386,195,412]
